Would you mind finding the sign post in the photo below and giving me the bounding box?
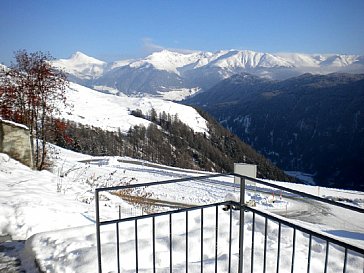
[235,163,256,273]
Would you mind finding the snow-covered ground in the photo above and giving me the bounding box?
[59,82,208,134]
[0,146,363,272]
[157,87,201,101]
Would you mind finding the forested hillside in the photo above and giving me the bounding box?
[185,73,364,190]
[49,109,294,182]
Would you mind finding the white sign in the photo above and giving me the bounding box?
[234,163,257,186]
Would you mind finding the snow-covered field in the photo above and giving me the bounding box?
[0,146,363,272]
[157,87,201,101]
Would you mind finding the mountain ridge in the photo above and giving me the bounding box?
[51,49,364,99]
[50,82,293,181]
[52,52,107,80]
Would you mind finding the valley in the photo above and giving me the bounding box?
[185,73,364,190]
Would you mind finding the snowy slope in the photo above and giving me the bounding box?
[206,50,293,69]
[276,53,324,67]
[110,59,135,69]
[60,82,208,134]
[276,52,361,70]
[127,50,208,75]
[1,147,363,272]
[113,49,363,74]
[0,153,92,240]
[112,49,295,74]
[52,51,107,79]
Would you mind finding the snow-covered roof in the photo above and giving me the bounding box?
[0,118,29,130]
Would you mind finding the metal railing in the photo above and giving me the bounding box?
[100,201,238,273]
[95,173,364,273]
[241,204,364,273]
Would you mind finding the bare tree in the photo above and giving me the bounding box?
[0,50,68,169]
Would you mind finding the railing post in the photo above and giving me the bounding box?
[95,190,102,273]
[234,163,255,273]
[238,176,245,273]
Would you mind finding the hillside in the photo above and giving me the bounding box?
[43,82,292,181]
[184,73,364,190]
[58,82,208,134]
[51,108,293,182]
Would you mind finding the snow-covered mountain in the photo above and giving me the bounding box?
[53,49,364,99]
[275,52,363,71]
[52,51,107,80]
[109,49,355,74]
[123,50,207,75]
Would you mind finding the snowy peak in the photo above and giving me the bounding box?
[131,49,295,73]
[52,51,107,79]
[145,50,196,74]
[126,49,206,75]
[51,49,364,98]
[275,53,322,67]
[207,50,293,69]
[110,59,134,69]
[111,49,297,76]
[275,53,361,69]
[120,49,363,76]
[320,54,358,67]
[54,49,364,78]
[69,51,106,65]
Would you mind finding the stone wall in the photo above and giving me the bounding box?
[0,119,34,168]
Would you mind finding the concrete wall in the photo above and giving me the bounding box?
[0,119,34,168]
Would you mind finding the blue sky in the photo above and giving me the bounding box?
[1,0,364,64]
